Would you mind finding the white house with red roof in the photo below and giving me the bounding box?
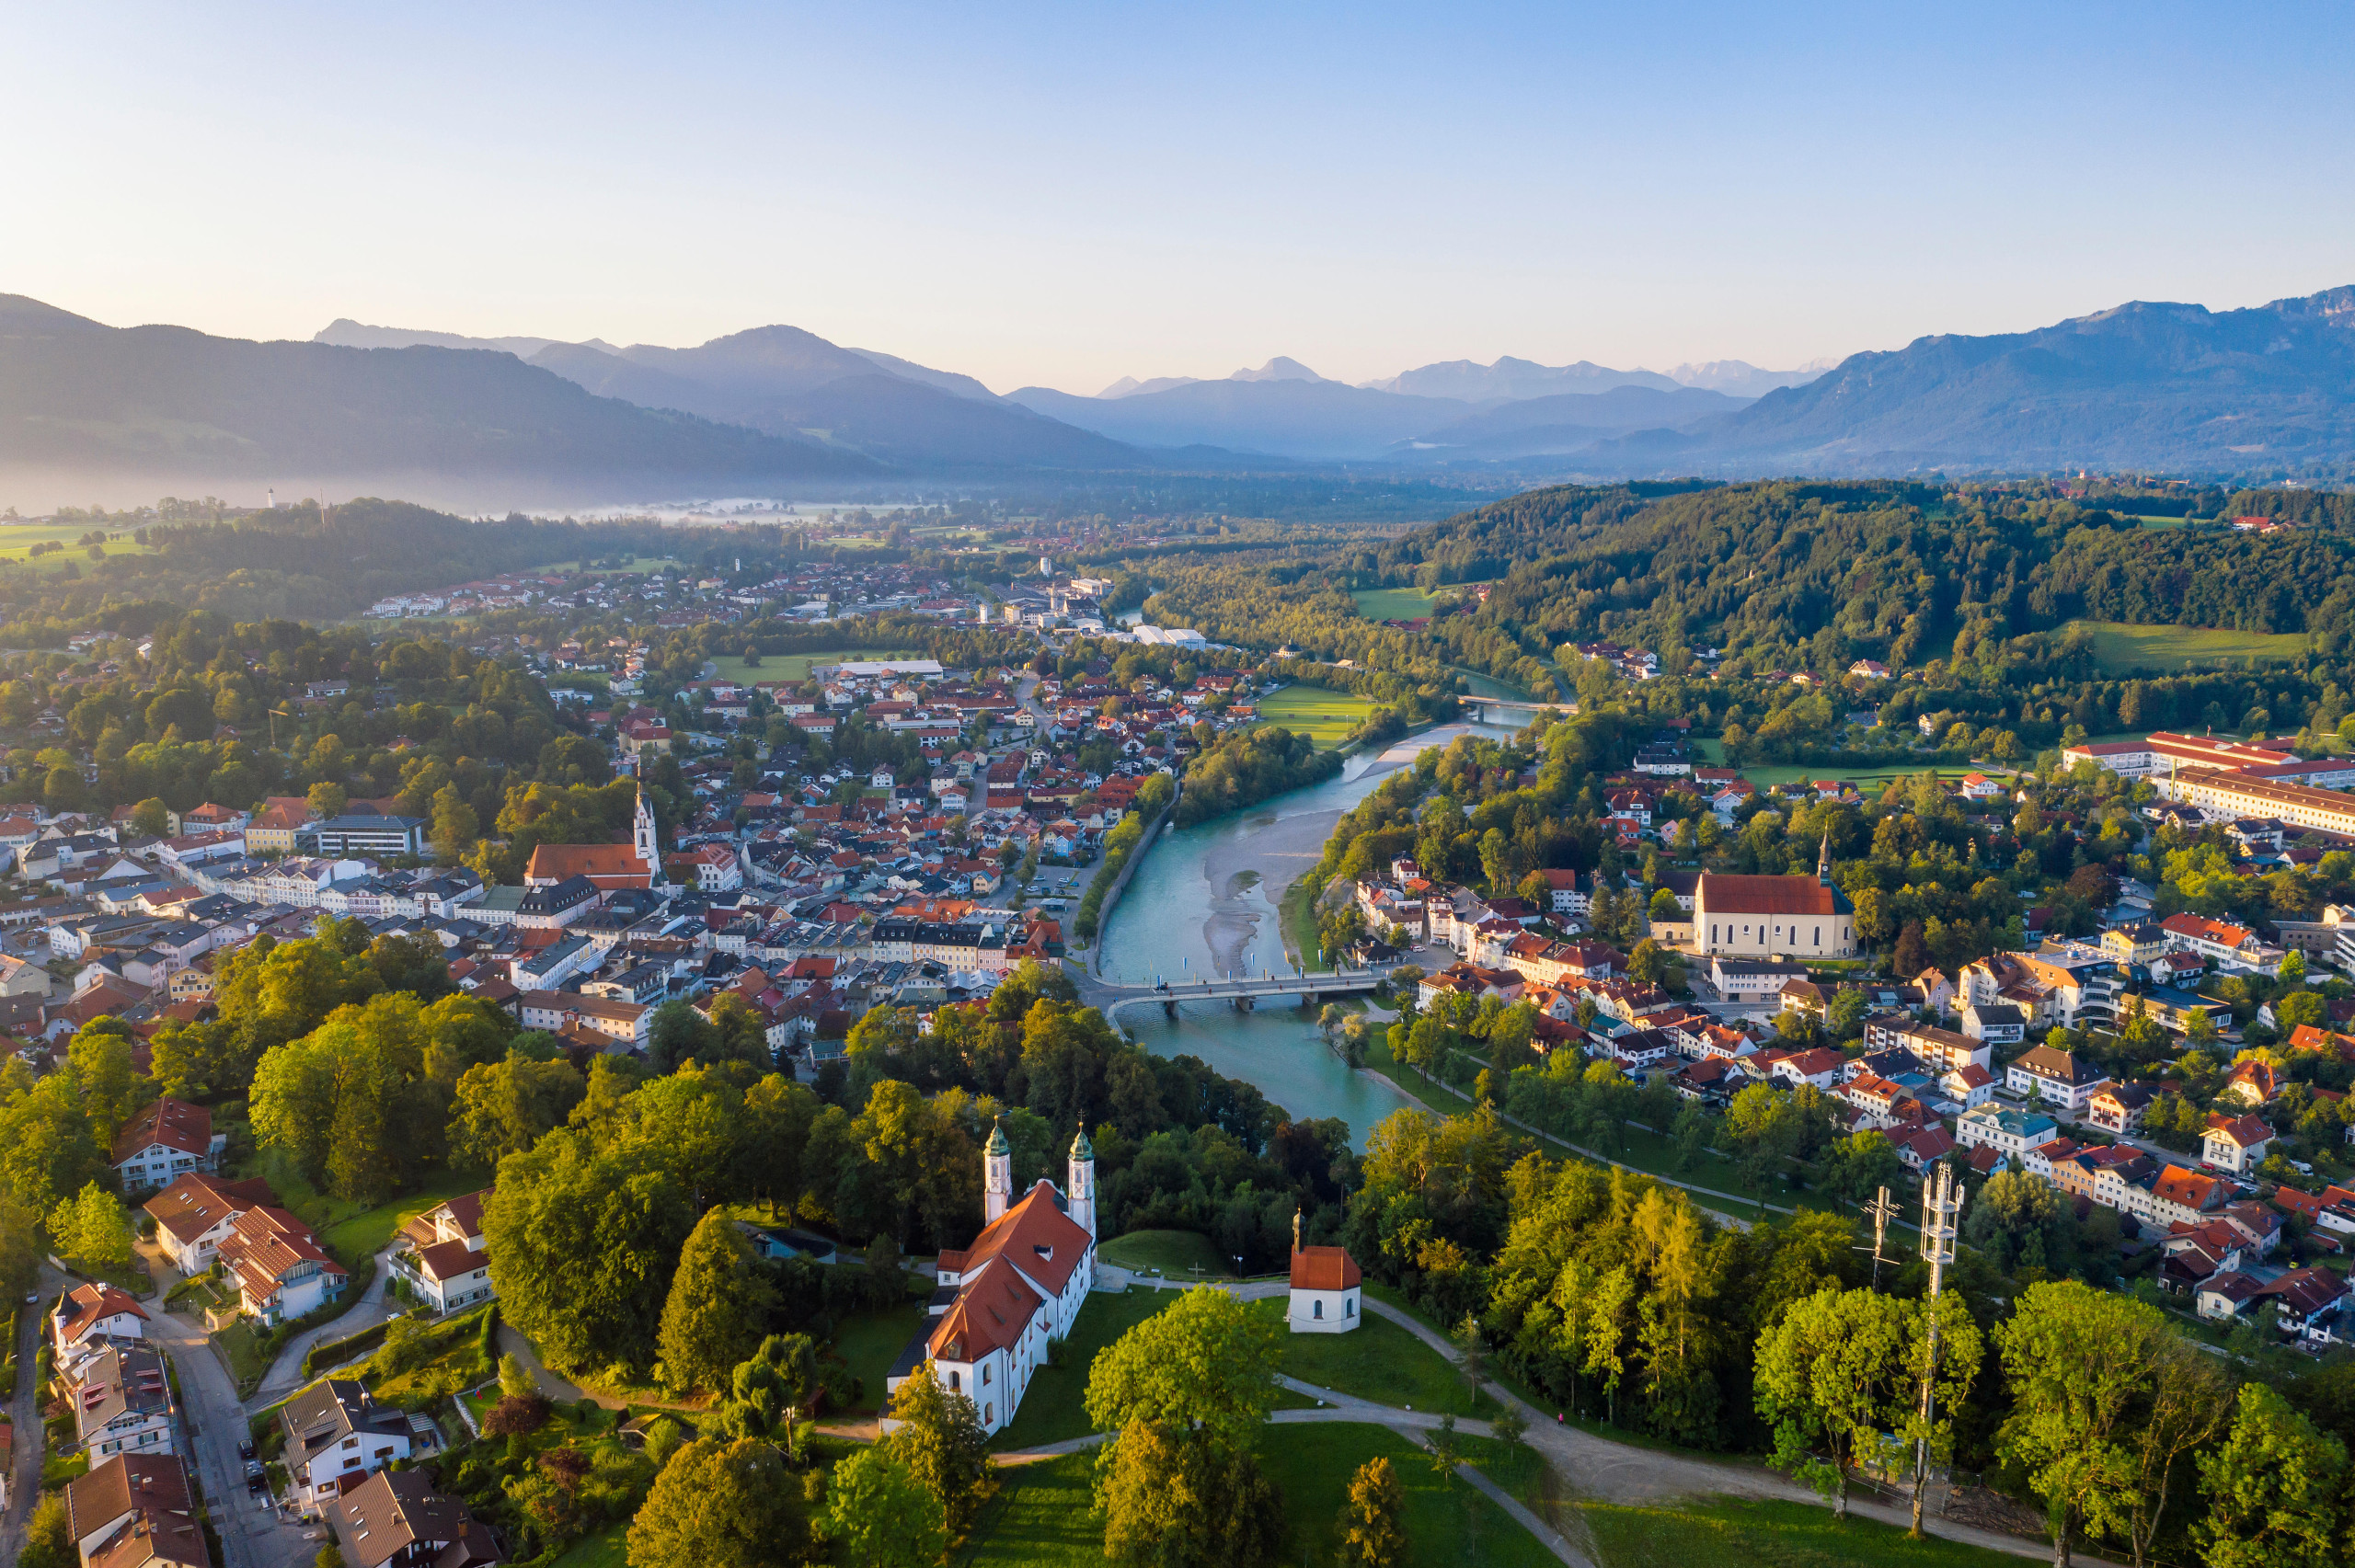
[143,1173,277,1275]
[391,1190,495,1314]
[52,1282,148,1357]
[217,1206,350,1326]
[887,1124,1097,1437]
[1286,1214,1360,1333]
[2202,1112,2274,1176]
[111,1097,225,1194]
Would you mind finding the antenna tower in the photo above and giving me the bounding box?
[1911,1160,1965,1537]
[1856,1185,1900,1288]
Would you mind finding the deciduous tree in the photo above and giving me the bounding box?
[657,1208,774,1394]
[1338,1455,1407,1568]
[822,1445,948,1568]
[2196,1382,2346,1568]
[626,1438,810,1568]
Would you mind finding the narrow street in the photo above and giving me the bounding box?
[0,1267,64,1561]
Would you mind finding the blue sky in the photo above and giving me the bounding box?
[10,2,2353,393]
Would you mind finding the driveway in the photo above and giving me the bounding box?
[247,1247,399,1407]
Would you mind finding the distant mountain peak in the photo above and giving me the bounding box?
[1228,356,1328,384]
[1659,359,1838,395]
[1099,373,1204,399]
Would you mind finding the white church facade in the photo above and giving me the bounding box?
[884,1123,1098,1437]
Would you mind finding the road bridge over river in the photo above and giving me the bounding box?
[1072,965,1397,1021]
[1457,695,1571,726]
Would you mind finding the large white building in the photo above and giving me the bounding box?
[1692,838,1855,959]
[887,1125,1098,1437]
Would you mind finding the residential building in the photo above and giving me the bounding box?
[2086,1082,2156,1135]
[52,1283,148,1357]
[516,990,651,1049]
[391,1191,495,1314]
[296,816,427,859]
[65,1454,206,1568]
[217,1205,350,1325]
[144,1172,276,1275]
[280,1379,416,1509]
[69,1344,176,1461]
[110,1097,224,1194]
[2203,1113,2274,1175]
[2005,1045,2106,1116]
[1956,1104,2059,1163]
[329,1467,502,1568]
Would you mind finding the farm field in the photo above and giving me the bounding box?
[1350,586,1443,620]
[705,649,923,683]
[2060,619,2307,673]
[0,522,155,576]
[1258,683,1375,748]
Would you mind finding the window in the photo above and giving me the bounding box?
[1313,1299,1323,1320]
[982,1364,991,1386]
[985,1403,994,1425]
[1346,1298,1355,1318]
[948,1370,960,1391]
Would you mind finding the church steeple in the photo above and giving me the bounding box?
[634,783,659,877]
[1817,830,1833,886]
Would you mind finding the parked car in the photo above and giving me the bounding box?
[238,1439,256,1461]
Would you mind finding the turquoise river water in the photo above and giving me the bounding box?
[1096,719,1518,1148]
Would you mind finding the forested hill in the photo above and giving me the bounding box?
[1377,479,2355,683]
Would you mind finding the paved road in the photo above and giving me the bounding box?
[0,1268,64,1560]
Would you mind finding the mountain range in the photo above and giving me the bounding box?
[4,288,2352,508]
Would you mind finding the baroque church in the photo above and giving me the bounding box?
[883,1123,1098,1436]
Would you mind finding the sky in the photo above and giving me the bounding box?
[9,1,2355,395]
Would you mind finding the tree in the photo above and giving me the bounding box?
[130,796,171,837]
[451,1055,586,1173]
[1338,1455,1407,1568]
[1098,1417,1286,1568]
[498,1352,536,1401]
[646,999,720,1075]
[482,1392,552,1436]
[2122,1337,2232,1568]
[881,1363,992,1538]
[482,1127,695,1374]
[657,1208,774,1393]
[306,781,348,820]
[1892,921,1930,979]
[626,1438,810,1568]
[1084,1286,1282,1449]
[1754,1287,1912,1518]
[718,1333,819,1441]
[823,1445,949,1568]
[429,783,480,864]
[49,1180,132,1273]
[2196,1382,2346,1568]
[1994,1282,2163,1568]
[18,1493,73,1568]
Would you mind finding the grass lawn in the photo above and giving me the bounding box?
[365,1306,496,1408]
[706,649,922,684]
[1096,1229,1235,1280]
[1278,872,1326,972]
[986,1288,1180,1451]
[215,1322,271,1393]
[547,1524,629,1568]
[1258,684,1375,749]
[1260,1424,1559,1568]
[961,1425,1556,1568]
[242,1151,477,1265]
[1251,1299,1499,1418]
[831,1299,929,1414]
[1351,586,1444,621]
[2060,618,2308,674]
[0,523,156,578]
[1578,1497,2032,1568]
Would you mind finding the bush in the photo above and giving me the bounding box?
[483,1393,552,1437]
[302,1317,395,1379]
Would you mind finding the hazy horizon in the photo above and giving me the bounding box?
[12,3,2354,396]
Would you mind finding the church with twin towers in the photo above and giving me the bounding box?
[881,1123,1097,1437]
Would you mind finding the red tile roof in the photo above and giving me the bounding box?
[1289,1245,1361,1291]
[111,1097,213,1164]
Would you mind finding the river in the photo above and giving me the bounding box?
[1097,719,1518,1146]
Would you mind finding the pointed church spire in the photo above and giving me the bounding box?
[1818,830,1833,885]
